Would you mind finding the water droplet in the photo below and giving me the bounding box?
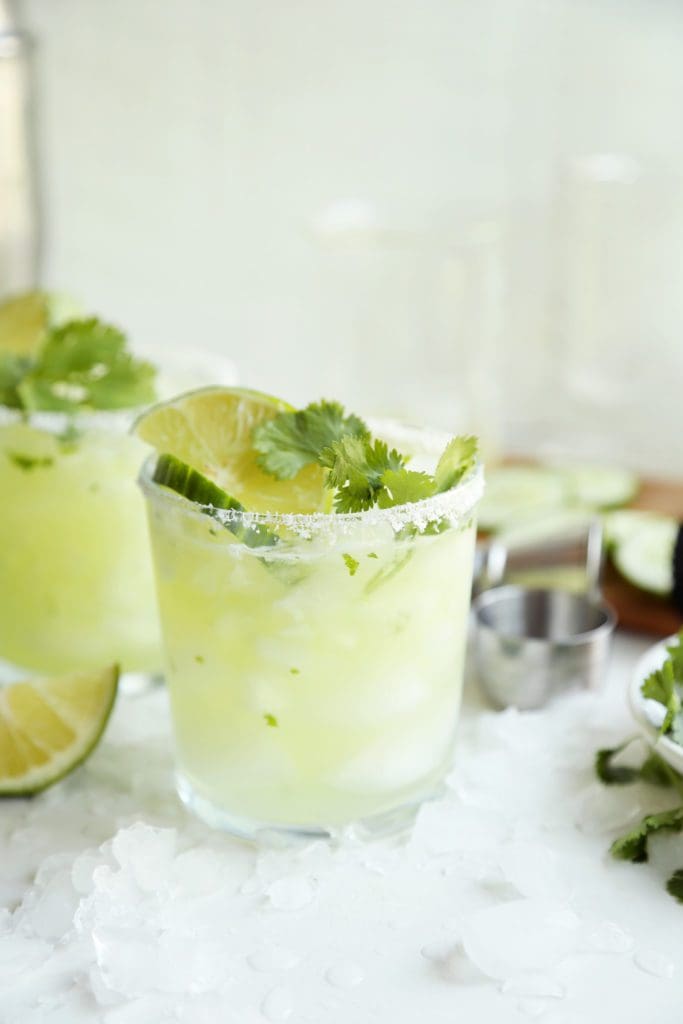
[325,960,364,988]
[248,946,300,972]
[634,948,675,979]
[261,985,293,1021]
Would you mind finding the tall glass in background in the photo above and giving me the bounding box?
[310,204,506,465]
[140,425,483,838]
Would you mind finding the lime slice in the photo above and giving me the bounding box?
[134,386,329,514]
[153,453,277,548]
[0,664,118,796]
[0,291,51,356]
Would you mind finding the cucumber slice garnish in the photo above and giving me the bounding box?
[153,453,278,549]
[612,516,678,596]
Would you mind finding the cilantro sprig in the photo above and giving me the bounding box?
[641,631,683,740]
[0,318,157,413]
[253,399,479,516]
[253,401,368,479]
[595,633,683,905]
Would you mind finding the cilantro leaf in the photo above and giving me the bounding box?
[320,436,405,513]
[595,740,675,788]
[610,806,683,863]
[16,319,157,412]
[253,400,368,480]
[642,660,680,734]
[263,713,278,728]
[0,353,32,408]
[595,741,643,785]
[666,868,683,903]
[640,752,678,788]
[434,435,479,493]
[665,630,683,681]
[7,452,54,471]
[377,469,436,509]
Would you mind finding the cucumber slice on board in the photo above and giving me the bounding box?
[603,509,669,554]
[612,516,678,596]
[477,467,566,533]
[553,463,639,510]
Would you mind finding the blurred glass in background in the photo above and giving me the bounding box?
[9,0,683,474]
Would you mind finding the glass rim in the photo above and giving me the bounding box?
[0,402,139,433]
[138,452,484,538]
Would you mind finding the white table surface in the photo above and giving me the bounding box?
[2,630,682,1024]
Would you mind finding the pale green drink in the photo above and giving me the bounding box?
[0,411,161,674]
[141,425,482,836]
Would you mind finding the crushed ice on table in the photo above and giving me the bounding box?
[0,664,674,1021]
[633,948,675,979]
[325,960,364,988]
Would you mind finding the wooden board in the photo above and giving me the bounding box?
[602,476,683,638]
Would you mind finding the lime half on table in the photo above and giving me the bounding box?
[0,664,118,796]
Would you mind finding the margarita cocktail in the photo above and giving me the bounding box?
[0,294,163,677]
[0,411,161,674]
[138,388,482,835]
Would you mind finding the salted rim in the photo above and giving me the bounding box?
[138,448,484,540]
[0,403,138,434]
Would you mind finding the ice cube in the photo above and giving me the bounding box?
[330,712,454,792]
[498,842,571,901]
[574,784,643,836]
[92,925,161,998]
[111,824,177,892]
[24,869,79,941]
[72,849,111,896]
[462,900,580,979]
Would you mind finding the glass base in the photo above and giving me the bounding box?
[176,771,435,842]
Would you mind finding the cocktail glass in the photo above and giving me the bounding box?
[139,426,482,837]
[0,350,236,689]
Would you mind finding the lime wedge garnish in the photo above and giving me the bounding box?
[153,453,278,548]
[0,664,118,796]
[0,291,82,357]
[0,291,51,356]
[134,386,329,514]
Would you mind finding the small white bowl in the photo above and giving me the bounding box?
[629,635,683,774]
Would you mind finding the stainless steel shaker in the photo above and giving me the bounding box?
[0,0,39,295]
